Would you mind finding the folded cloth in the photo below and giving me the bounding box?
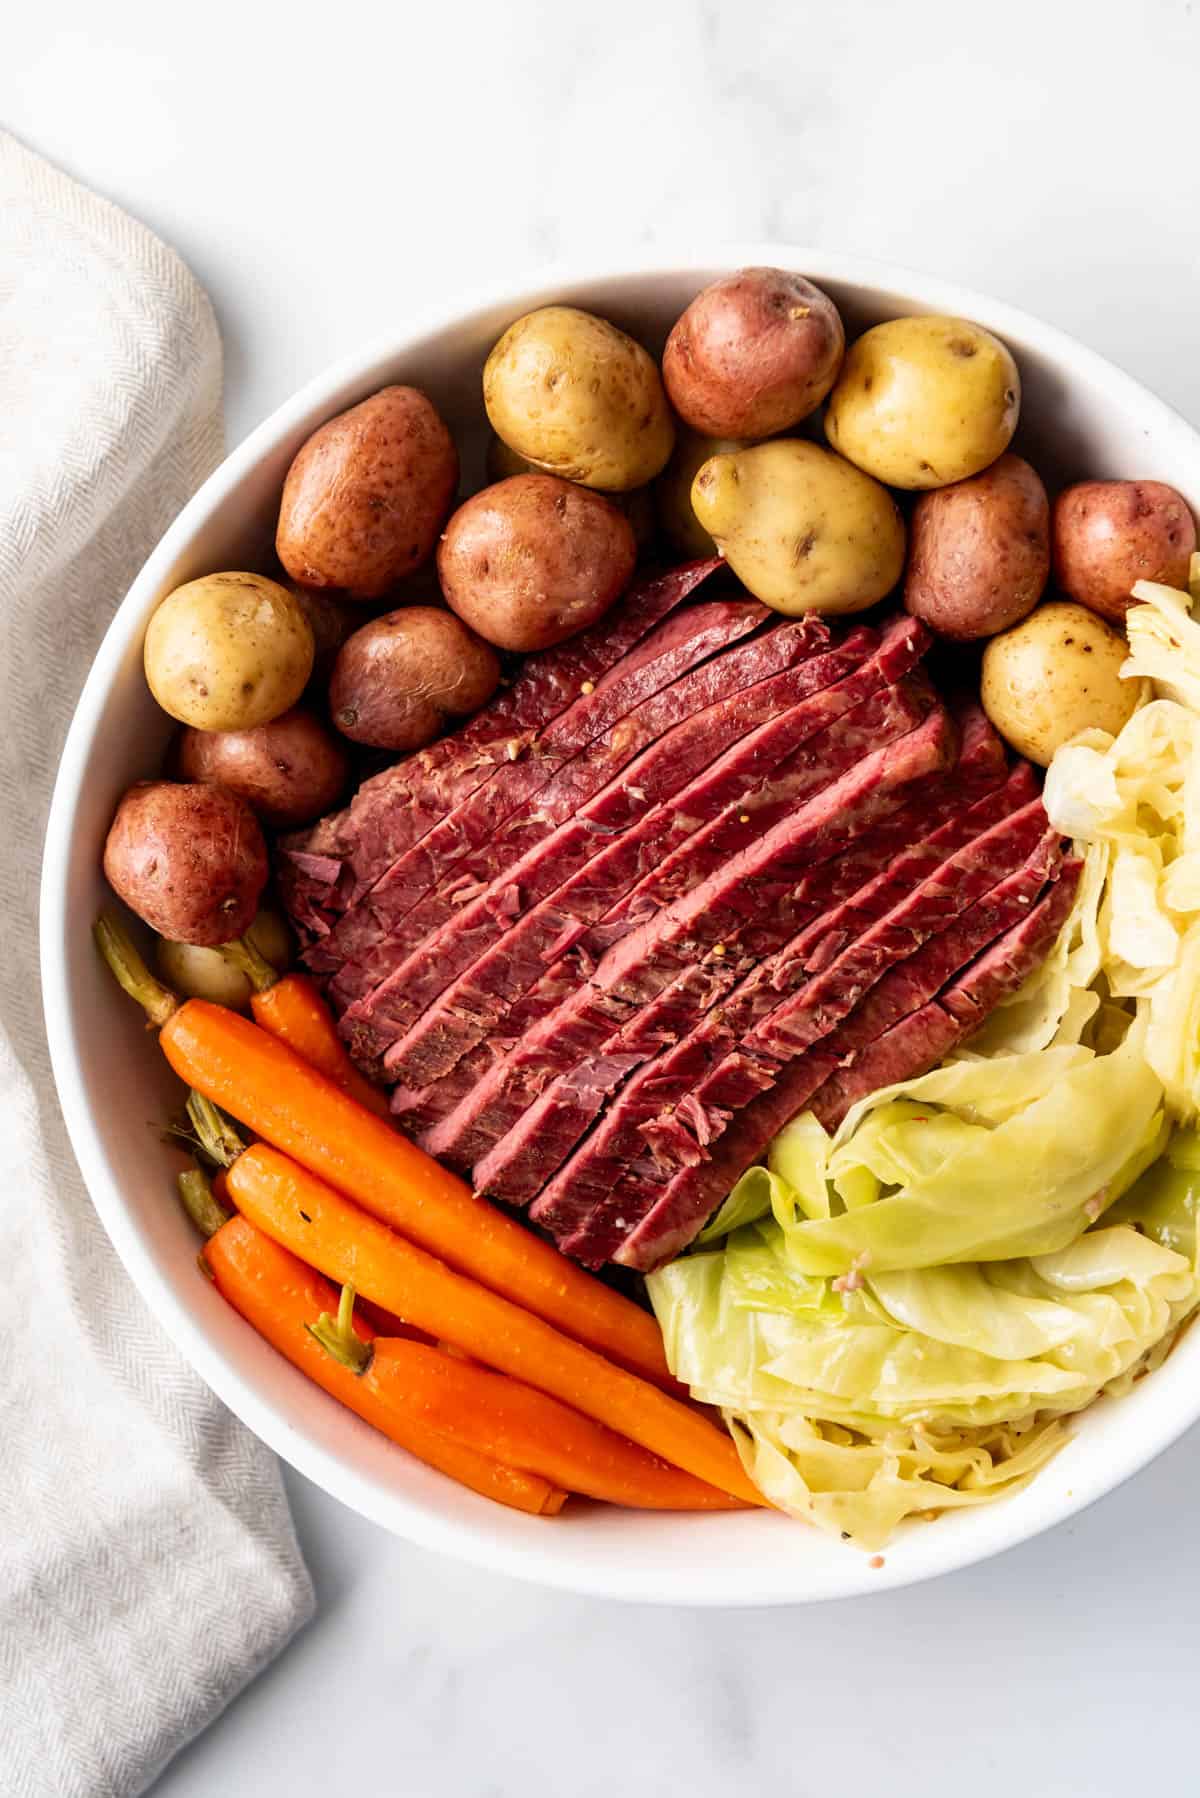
[0,132,314,1798]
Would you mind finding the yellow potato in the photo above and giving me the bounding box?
[145,572,314,730]
[656,427,750,558]
[483,306,674,492]
[980,601,1142,766]
[156,908,292,1010]
[825,315,1020,490]
[690,439,906,615]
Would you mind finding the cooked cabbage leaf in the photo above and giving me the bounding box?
[1107,1125,1200,1259]
[777,1038,1164,1277]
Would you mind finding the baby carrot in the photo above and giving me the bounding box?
[226,1142,762,1505]
[220,938,390,1118]
[205,1213,564,1517]
[340,1336,747,1511]
[157,998,675,1389]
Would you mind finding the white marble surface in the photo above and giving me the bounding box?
[10,1,1200,1790]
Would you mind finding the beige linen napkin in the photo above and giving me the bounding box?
[0,132,314,1798]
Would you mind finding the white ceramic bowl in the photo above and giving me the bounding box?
[41,249,1200,1605]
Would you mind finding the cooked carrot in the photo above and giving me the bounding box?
[97,916,674,1390]
[346,1335,745,1511]
[157,1000,675,1390]
[226,1143,762,1505]
[205,1214,565,1517]
[221,938,391,1118]
[354,1295,437,1344]
[255,978,391,1116]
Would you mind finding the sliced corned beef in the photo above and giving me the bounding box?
[740,798,1054,1062]
[452,678,934,1198]
[382,616,929,1092]
[278,558,721,940]
[805,863,1079,1129]
[461,714,1009,1196]
[407,699,1007,1162]
[609,871,1080,1271]
[528,804,1057,1247]
[428,690,946,1176]
[328,608,833,1053]
[553,826,1068,1263]
[314,600,770,999]
[469,707,955,1202]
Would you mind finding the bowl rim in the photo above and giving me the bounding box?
[40,243,1200,1605]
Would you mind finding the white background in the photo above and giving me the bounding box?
[10,3,1200,1792]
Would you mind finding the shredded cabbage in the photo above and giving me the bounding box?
[1035,696,1200,1118]
[1122,561,1200,709]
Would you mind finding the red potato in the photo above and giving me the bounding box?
[1052,479,1197,623]
[276,387,459,599]
[330,606,501,751]
[178,709,350,828]
[663,268,845,438]
[103,782,268,945]
[904,453,1050,641]
[437,474,637,652]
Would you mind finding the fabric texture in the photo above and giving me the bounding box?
[0,131,314,1798]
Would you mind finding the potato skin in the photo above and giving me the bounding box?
[483,307,674,492]
[437,474,637,651]
[486,434,656,550]
[144,572,314,731]
[103,781,268,945]
[690,439,905,615]
[330,606,502,750]
[1052,479,1197,623]
[178,708,349,828]
[904,454,1049,641]
[826,315,1020,489]
[276,386,459,598]
[663,268,844,438]
[656,427,749,558]
[980,601,1141,766]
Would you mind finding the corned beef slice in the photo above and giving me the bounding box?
[406,696,1005,1161]
[529,801,1056,1250]
[277,558,721,942]
[609,871,1081,1272]
[330,606,834,1047]
[452,680,937,1196]
[808,859,1081,1129]
[551,826,1068,1264]
[454,710,1007,1189]
[470,707,955,1203]
[425,684,952,1174]
[737,798,1054,1062]
[380,616,930,1091]
[313,593,770,991]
